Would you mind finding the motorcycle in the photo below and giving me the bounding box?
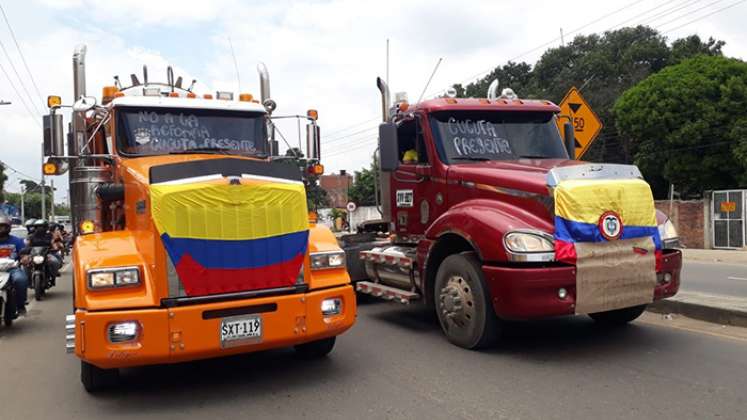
[0,258,19,327]
[28,247,53,301]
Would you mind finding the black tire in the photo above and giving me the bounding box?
[81,361,119,393]
[589,304,647,326]
[294,337,336,359]
[3,290,16,327]
[33,271,44,301]
[434,252,500,349]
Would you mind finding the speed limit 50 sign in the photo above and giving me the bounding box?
[556,87,603,159]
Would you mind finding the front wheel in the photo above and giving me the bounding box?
[33,271,44,301]
[589,305,647,326]
[3,291,16,327]
[434,253,500,349]
[294,337,336,359]
[81,361,119,393]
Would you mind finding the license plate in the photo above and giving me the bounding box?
[220,315,263,348]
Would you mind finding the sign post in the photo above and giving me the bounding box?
[346,202,357,233]
[557,87,603,159]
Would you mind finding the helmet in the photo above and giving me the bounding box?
[25,218,36,228]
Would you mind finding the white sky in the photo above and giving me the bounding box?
[1,0,746,204]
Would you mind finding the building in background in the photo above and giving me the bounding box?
[320,171,353,208]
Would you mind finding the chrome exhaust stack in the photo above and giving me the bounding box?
[487,79,499,101]
[257,62,278,155]
[376,77,392,225]
[377,77,391,122]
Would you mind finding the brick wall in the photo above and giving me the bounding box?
[320,173,353,208]
[654,200,705,249]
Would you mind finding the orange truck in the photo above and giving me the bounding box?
[42,45,355,392]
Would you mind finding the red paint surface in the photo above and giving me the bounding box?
[175,253,303,296]
[483,249,682,319]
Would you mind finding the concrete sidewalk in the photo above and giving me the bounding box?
[682,248,747,264]
[649,291,747,328]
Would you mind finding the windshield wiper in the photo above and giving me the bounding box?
[451,156,491,162]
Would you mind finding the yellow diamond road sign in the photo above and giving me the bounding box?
[557,87,603,159]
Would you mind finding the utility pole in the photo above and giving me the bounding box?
[560,28,565,46]
[50,179,55,221]
[20,185,24,223]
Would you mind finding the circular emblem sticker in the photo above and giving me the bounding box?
[598,211,623,240]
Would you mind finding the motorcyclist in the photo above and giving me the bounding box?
[26,219,62,280]
[0,215,28,316]
[24,218,36,236]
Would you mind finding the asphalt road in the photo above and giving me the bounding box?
[681,260,747,298]
[2,270,746,420]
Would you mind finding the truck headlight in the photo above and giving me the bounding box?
[310,251,346,270]
[88,267,140,289]
[504,231,554,253]
[658,218,680,248]
[107,321,141,343]
[321,297,342,316]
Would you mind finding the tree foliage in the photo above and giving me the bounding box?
[348,154,378,206]
[452,27,724,164]
[614,55,747,198]
[281,147,329,210]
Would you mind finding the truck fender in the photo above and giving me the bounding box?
[420,199,553,306]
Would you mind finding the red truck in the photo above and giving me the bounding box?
[341,78,682,349]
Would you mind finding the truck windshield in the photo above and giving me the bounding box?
[116,106,268,156]
[429,111,567,163]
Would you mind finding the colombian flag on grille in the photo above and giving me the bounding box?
[150,177,309,297]
[553,178,662,267]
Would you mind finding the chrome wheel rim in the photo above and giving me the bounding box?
[438,275,475,330]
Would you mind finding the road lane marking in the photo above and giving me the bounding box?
[727,276,747,281]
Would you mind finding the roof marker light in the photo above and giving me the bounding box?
[143,87,160,97]
[216,91,234,100]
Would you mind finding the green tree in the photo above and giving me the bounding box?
[279,147,329,210]
[348,154,378,206]
[614,55,747,198]
[450,26,725,164]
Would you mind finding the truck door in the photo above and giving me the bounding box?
[391,116,442,236]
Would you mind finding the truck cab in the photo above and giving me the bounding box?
[43,45,355,391]
[345,78,681,349]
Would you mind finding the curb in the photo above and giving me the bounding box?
[648,298,747,328]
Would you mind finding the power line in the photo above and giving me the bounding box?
[0,30,42,116]
[0,3,45,108]
[658,0,746,32]
[324,116,380,138]
[654,0,727,30]
[0,159,40,183]
[428,0,648,97]
[0,56,42,127]
[606,0,684,31]
[639,0,704,26]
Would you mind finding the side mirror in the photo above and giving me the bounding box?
[306,123,320,161]
[72,96,97,113]
[379,122,399,172]
[563,121,575,160]
[43,113,64,156]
